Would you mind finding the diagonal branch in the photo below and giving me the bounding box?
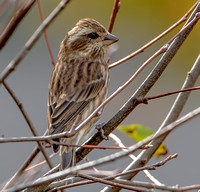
[2,82,52,168]
[108,0,120,33]
[37,0,55,66]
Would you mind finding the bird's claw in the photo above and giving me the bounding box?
[96,123,108,140]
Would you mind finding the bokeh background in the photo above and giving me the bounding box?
[0,0,200,191]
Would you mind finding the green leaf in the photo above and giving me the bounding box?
[118,124,168,158]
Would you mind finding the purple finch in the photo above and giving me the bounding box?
[47,18,118,170]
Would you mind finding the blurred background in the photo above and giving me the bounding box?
[0,0,200,191]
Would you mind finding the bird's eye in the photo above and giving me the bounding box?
[88,32,99,39]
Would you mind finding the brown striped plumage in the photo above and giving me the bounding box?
[47,18,118,170]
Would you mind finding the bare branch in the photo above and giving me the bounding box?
[108,0,120,33]
[145,85,200,102]
[37,0,55,66]
[78,173,150,192]
[2,81,52,166]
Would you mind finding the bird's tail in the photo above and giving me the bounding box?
[60,147,76,170]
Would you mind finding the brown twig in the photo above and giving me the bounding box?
[144,86,200,103]
[78,173,150,192]
[51,141,128,150]
[108,0,199,69]
[58,179,200,192]
[0,134,151,150]
[37,0,55,66]
[1,82,52,191]
[180,184,200,191]
[25,153,57,172]
[2,82,52,168]
[0,0,36,50]
[108,0,120,33]
[81,154,178,180]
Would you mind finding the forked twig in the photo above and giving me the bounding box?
[37,0,55,66]
[108,0,120,33]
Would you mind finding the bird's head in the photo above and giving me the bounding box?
[63,18,118,58]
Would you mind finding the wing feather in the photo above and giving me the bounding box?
[48,78,105,135]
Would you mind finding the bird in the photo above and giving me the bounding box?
[47,18,118,170]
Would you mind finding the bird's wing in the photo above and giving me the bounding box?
[48,78,105,135]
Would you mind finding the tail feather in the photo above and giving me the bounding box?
[60,148,76,170]
[53,138,60,152]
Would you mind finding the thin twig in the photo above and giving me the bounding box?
[0,134,150,150]
[78,173,150,192]
[144,85,200,102]
[180,184,200,191]
[2,82,52,169]
[1,82,52,191]
[109,180,200,192]
[37,0,55,66]
[108,0,120,33]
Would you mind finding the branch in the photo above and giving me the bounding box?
[144,85,200,102]
[2,82,52,167]
[78,174,149,192]
[108,0,120,33]
[37,0,55,66]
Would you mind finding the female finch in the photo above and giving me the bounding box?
[47,18,118,170]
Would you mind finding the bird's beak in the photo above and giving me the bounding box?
[103,33,119,46]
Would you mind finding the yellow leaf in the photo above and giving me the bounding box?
[118,124,168,158]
